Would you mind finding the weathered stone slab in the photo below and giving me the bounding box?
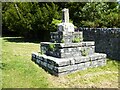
[90,60,98,67]
[54,64,78,73]
[47,63,54,70]
[84,61,91,68]
[50,31,83,43]
[32,52,107,66]
[32,53,71,67]
[31,52,107,76]
[77,62,86,70]
[98,59,106,66]
[89,53,106,61]
[82,41,95,46]
[41,41,94,49]
[74,56,90,63]
[40,42,95,58]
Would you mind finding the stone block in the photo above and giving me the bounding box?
[70,58,75,65]
[32,52,39,61]
[50,31,83,43]
[89,53,98,60]
[54,64,77,73]
[36,58,41,65]
[101,59,106,66]
[90,60,98,68]
[32,53,36,58]
[97,59,103,66]
[47,63,54,70]
[77,63,86,70]
[54,65,73,73]
[84,61,91,68]
[57,23,74,33]
[74,56,89,64]
[82,41,95,46]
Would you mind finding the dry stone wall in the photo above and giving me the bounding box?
[80,28,120,60]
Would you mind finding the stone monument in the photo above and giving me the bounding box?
[57,8,74,33]
[31,8,107,76]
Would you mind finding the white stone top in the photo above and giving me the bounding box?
[57,8,74,33]
[62,8,69,23]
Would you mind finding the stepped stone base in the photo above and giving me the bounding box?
[32,52,106,76]
[31,9,107,76]
[41,41,95,58]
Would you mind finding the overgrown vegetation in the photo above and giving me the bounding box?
[61,39,64,43]
[72,37,82,43]
[81,48,88,56]
[48,44,55,51]
[2,37,119,88]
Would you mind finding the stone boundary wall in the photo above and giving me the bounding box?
[79,28,120,60]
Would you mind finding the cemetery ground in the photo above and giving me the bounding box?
[1,37,119,88]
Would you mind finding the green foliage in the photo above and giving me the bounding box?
[39,51,43,55]
[48,44,55,51]
[2,2,59,40]
[72,37,81,43]
[50,19,62,32]
[81,49,88,56]
[61,39,64,43]
[2,2,120,40]
[80,2,120,28]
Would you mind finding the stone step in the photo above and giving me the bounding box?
[32,52,106,67]
[46,46,95,58]
[31,52,106,76]
[41,41,95,48]
[50,31,83,43]
[41,41,95,58]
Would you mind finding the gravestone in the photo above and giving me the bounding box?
[31,8,107,76]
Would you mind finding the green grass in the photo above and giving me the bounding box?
[1,37,119,88]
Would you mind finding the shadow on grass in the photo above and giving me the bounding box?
[3,37,41,44]
[0,63,6,70]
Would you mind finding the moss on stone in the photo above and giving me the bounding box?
[81,49,88,56]
[61,39,64,43]
[72,37,81,43]
[48,44,55,51]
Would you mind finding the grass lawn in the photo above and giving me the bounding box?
[1,37,119,88]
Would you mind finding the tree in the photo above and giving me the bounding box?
[2,2,59,40]
[2,2,120,40]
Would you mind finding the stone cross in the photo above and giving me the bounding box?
[62,8,69,23]
[58,8,74,33]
